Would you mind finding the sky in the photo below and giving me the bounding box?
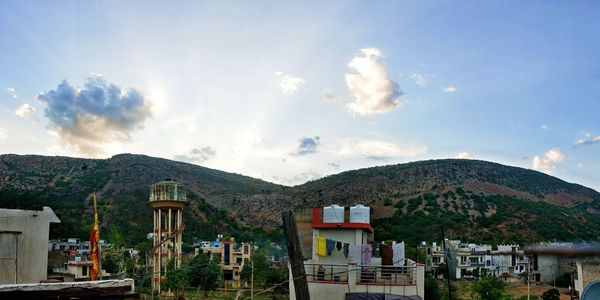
[0,1,599,190]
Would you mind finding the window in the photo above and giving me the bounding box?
[82,266,88,276]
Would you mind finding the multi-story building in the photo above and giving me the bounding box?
[197,236,253,288]
[289,206,425,299]
[491,244,529,277]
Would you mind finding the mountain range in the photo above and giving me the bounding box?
[1,153,599,246]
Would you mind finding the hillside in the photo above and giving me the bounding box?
[1,154,599,247]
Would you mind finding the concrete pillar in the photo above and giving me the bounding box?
[348,263,357,292]
[417,264,425,297]
[168,209,172,261]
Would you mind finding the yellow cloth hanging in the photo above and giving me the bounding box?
[316,236,327,256]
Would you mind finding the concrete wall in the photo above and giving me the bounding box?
[576,258,600,294]
[0,207,60,284]
[290,264,425,300]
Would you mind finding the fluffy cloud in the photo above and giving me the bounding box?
[532,148,564,174]
[345,48,403,116]
[455,152,473,159]
[174,146,216,164]
[291,136,320,156]
[575,135,600,146]
[410,73,430,87]
[540,124,550,130]
[443,86,458,93]
[15,103,36,117]
[36,75,152,154]
[7,87,17,99]
[337,138,426,160]
[275,72,305,95]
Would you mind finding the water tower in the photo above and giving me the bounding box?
[149,180,187,293]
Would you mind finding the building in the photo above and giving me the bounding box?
[491,244,529,277]
[289,205,425,299]
[444,240,493,279]
[197,236,253,288]
[575,257,600,298]
[0,206,60,284]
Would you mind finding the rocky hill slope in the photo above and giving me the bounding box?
[1,154,599,245]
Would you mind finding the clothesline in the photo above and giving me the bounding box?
[315,235,406,267]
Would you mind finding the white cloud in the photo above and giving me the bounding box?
[275,72,305,95]
[7,87,17,99]
[577,162,584,169]
[345,48,403,116]
[540,124,550,130]
[575,135,600,146]
[0,128,6,143]
[443,86,458,93]
[410,73,430,87]
[15,103,36,117]
[336,138,426,160]
[532,148,565,174]
[455,152,473,159]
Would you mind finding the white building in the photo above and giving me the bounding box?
[289,206,425,299]
[0,206,60,284]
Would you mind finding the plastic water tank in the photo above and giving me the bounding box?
[350,204,370,224]
[323,205,344,223]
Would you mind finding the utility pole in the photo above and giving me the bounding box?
[282,210,310,300]
[251,259,254,300]
[441,226,452,300]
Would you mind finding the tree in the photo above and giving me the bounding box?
[187,253,220,298]
[472,276,507,300]
[108,227,126,248]
[162,268,187,298]
[424,277,441,300]
[240,251,270,287]
[541,288,560,300]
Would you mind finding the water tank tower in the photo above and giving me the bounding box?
[149,180,187,293]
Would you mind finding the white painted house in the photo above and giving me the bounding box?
[289,206,425,299]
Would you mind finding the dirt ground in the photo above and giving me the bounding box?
[505,283,572,300]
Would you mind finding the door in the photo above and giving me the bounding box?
[0,232,19,284]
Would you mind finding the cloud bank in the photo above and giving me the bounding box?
[345,48,403,116]
[455,152,473,159]
[37,75,152,154]
[532,148,564,174]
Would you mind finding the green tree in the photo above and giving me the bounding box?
[424,277,441,300]
[162,268,187,298]
[108,227,126,248]
[541,288,560,300]
[187,253,221,298]
[241,251,270,287]
[472,276,507,300]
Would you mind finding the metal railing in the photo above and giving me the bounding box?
[305,263,349,283]
[356,265,417,286]
[304,263,417,286]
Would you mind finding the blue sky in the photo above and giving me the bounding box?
[0,1,598,189]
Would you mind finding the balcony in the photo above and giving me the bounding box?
[148,181,187,203]
[304,263,418,286]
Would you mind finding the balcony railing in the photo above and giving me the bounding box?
[304,263,417,286]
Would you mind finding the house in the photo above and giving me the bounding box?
[289,205,425,299]
[0,206,60,284]
[445,240,493,279]
[491,244,529,277]
[197,236,253,288]
[575,257,600,297]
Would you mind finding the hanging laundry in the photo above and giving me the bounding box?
[381,244,393,265]
[361,244,372,266]
[316,236,327,256]
[348,245,361,264]
[393,242,405,266]
[336,241,342,251]
[326,239,336,256]
[372,242,380,257]
[343,243,350,258]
